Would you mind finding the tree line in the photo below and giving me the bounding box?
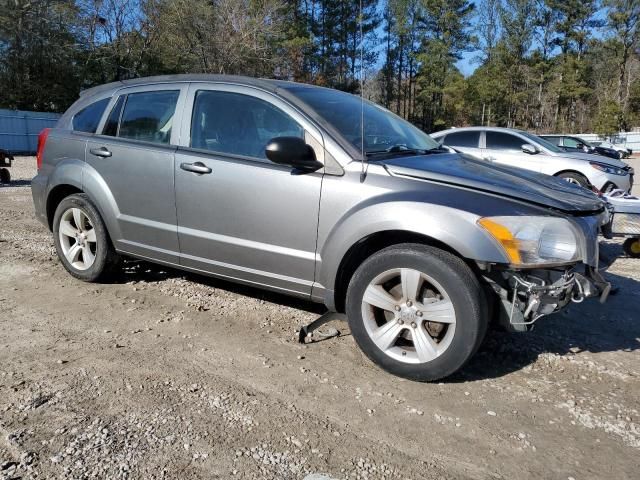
[1,0,640,136]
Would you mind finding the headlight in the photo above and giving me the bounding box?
[478,216,583,266]
[590,162,627,176]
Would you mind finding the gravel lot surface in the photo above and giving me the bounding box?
[1,157,639,479]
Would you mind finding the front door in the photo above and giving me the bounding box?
[482,130,542,173]
[86,85,187,263]
[174,84,324,296]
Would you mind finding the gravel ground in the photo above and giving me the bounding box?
[1,157,639,479]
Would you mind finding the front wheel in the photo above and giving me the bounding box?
[346,244,487,382]
[557,171,590,188]
[53,193,119,282]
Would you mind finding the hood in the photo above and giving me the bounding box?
[559,151,627,167]
[382,152,605,213]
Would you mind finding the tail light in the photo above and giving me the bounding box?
[36,128,51,170]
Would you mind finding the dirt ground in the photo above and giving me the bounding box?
[1,157,639,480]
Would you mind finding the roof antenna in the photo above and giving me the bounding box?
[359,0,366,182]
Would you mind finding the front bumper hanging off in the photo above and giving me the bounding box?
[485,266,611,333]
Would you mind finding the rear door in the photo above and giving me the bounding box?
[86,84,188,263]
[482,130,542,173]
[440,130,482,159]
[174,83,324,296]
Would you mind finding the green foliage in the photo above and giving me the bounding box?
[594,100,623,136]
[1,0,640,136]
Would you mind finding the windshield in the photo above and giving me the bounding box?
[288,87,440,154]
[518,131,564,153]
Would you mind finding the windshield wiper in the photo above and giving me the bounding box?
[365,145,446,158]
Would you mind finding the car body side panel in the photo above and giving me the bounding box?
[31,130,87,227]
[173,83,324,296]
[313,163,518,303]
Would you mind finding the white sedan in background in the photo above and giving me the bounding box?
[432,127,633,193]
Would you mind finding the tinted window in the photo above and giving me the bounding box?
[103,96,125,137]
[563,137,582,148]
[72,98,110,133]
[118,91,179,144]
[543,136,561,146]
[443,131,479,148]
[485,131,525,151]
[190,90,304,159]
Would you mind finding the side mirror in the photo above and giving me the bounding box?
[522,143,538,155]
[265,136,323,172]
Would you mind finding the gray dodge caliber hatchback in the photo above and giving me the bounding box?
[32,75,611,381]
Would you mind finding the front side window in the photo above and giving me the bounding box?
[443,131,480,148]
[543,136,560,146]
[563,137,582,148]
[485,131,525,151]
[190,90,303,159]
[116,90,179,144]
[72,98,110,133]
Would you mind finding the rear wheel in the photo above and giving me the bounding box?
[346,244,487,382]
[557,171,590,188]
[0,168,10,183]
[53,193,119,281]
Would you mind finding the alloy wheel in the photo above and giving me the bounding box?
[58,207,97,271]
[360,268,456,364]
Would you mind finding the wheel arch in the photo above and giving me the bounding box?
[46,184,83,230]
[331,230,482,313]
[554,169,590,182]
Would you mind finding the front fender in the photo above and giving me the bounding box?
[317,200,509,295]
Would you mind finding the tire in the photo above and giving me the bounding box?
[557,171,590,188]
[346,244,487,382]
[0,168,9,184]
[53,193,119,282]
[623,238,640,258]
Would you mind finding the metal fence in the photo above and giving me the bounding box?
[0,109,61,155]
[577,132,640,153]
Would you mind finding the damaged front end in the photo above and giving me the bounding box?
[483,266,611,332]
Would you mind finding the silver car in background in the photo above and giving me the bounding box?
[32,75,612,382]
[432,127,633,192]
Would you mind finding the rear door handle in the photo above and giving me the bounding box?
[180,162,212,174]
[89,147,112,158]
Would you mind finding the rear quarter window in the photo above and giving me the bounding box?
[72,98,110,133]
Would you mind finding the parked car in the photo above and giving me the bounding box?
[592,140,632,158]
[32,75,612,381]
[540,134,622,160]
[432,127,633,192]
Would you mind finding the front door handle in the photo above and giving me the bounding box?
[89,147,112,158]
[180,162,212,174]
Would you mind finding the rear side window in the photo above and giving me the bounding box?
[113,90,180,144]
[485,131,525,151]
[442,131,479,148]
[72,98,110,133]
[543,136,560,146]
[190,90,303,159]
